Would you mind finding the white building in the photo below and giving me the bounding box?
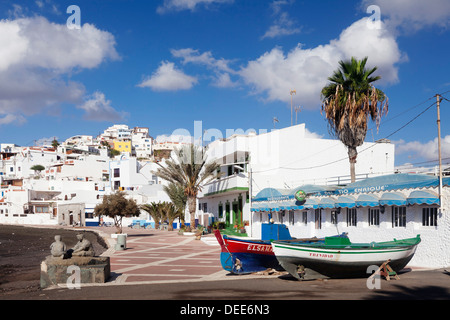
[132,127,153,159]
[197,124,395,229]
[98,124,132,142]
[251,173,450,269]
[0,149,111,226]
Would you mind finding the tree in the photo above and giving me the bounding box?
[110,149,121,158]
[31,165,45,176]
[160,201,183,231]
[153,144,220,230]
[163,182,187,227]
[320,56,388,182]
[140,202,164,230]
[51,139,59,149]
[94,191,141,234]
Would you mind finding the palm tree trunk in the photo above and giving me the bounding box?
[187,196,197,229]
[348,146,358,183]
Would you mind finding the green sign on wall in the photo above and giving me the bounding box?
[294,190,306,202]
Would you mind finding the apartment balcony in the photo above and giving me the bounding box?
[202,173,249,198]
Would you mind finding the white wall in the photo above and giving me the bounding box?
[250,186,450,269]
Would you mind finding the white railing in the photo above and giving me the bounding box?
[203,173,248,196]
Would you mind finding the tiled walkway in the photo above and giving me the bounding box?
[95,227,231,286]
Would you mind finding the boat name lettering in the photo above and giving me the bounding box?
[309,252,334,259]
[247,244,273,252]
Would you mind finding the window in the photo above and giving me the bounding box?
[218,204,223,219]
[422,207,437,226]
[392,206,406,227]
[331,210,339,225]
[289,210,295,225]
[369,208,380,226]
[315,209,322,229]
[113,168,120,178]
[302,211,308,225]
[347,208,357,226]
[35,206,49,213]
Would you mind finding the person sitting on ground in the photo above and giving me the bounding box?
[71,233,95,257]
[50,235,67,258]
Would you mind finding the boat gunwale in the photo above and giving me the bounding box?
[272,236,421,252]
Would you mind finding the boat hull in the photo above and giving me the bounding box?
[272,237,420,280]
[214,230,347,275]
[219,235,281,274]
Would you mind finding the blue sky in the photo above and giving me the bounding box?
[0,0,449,168]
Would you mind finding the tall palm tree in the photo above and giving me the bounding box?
[321,56,388,182]
[153,144,220,230]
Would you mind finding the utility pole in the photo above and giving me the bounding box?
[436,94,444,211]
[290,90,296,126]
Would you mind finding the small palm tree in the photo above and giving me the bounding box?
[160,201,183,231]
[321,56,388,182]
[153,144,220,230]
[163,182,187,227]
[140,202,163,230]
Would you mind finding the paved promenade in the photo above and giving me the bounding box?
[100,227,230,286]
[86,226,268,287]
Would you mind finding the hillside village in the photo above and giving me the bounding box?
[0,124,192,227]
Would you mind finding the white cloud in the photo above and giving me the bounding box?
[0,114,26,126]
[304,128,324,139]
[239,18,404,108]
[155,134,194,144]
[138,61,198,91]
[361,0,450,31]
[171,48,238,87]
[0,16,119,125]
[9,17,119,72]
[261,1,302,39]
[171,48,235,73]
[35,136,59,146]
[157,0,233,14]
[77,92,128,122]
[395,136,450,161]
[212,73,237,88]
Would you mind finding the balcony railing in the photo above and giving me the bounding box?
[202,173,249,197]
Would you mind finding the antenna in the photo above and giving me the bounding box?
[294,106,301,124]
[290,90,296,126]
[273,117,279,129]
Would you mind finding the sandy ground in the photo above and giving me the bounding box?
[0,224,108,296]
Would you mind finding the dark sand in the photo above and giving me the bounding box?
[0,224,108,296]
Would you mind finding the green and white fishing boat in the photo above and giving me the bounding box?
[271,235,421,280]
